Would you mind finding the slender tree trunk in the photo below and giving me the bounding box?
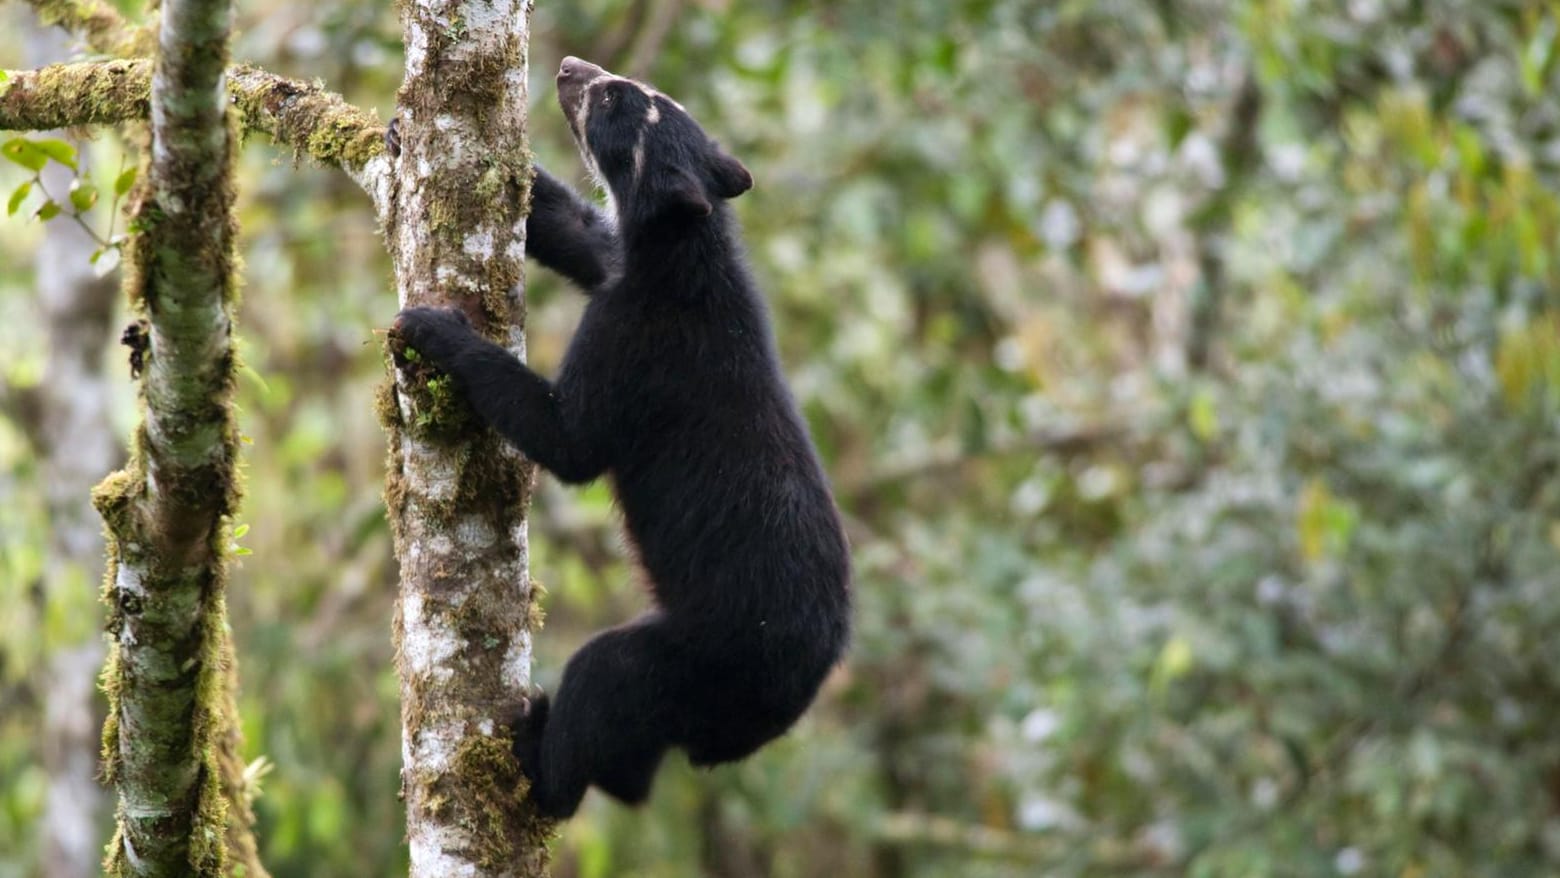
[382,0,552,874]
[89,0,266,871]
[22,20,120,878]
[1186,72,1262,373]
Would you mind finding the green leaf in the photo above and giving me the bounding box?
[35,200,60,221]
[1150,634,1195,693]
[114,166,138,197]
[233,547,253,557]
[1297,479,1358,562]
[30,138,77,170]
[68,179,98,212]
[1188,388,1219,441]
[233,524,250,539]
[7,180,31,216]
[2,139,47,172]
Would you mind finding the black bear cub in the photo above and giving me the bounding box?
[393,57,851,819]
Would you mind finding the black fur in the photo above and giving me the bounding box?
[393,57,851,819]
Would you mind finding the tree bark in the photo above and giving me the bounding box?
[382,0,551,874]
[87,0,266,870]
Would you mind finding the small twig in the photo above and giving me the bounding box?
[843,421,1137,503]
[21,0,154,58]
[873,811,1151,870]
[30,173,111,247]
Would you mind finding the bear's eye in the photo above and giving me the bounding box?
[600,91,614,107]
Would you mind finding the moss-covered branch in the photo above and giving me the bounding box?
[22,0,155,59]
[1,60,391,210]
[0,60,152,130]
[91,0,267,872]
[227,64,391,213]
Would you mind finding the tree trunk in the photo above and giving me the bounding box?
[382,0,551,874]
[89,0,266,871]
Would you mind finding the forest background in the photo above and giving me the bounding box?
[4,1,1560,876]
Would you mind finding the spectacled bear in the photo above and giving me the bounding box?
[392,56,852,819]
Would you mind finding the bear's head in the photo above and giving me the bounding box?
[556,56,752,224]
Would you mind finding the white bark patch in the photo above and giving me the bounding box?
[409,831,480,878]
[501,632,533,691]
[114,564,147,646]
[409,715,466,773]
[399,591,460,683]
[462,230,495,259]
[397,434,459,503]
[460,1,507,31]
[351,154,394,221]
[405,23,428,77]
[455,514,497,550]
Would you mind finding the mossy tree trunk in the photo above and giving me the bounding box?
[84,0,267,871]
[382,0,552,874]
[5,0,551,871]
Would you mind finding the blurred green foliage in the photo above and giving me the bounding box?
[5,0,1560,876]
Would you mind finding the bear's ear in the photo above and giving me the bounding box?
[709,150,752,200]
[658,166,714,219]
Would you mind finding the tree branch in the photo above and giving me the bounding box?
[842,422,1135,504]
[1,60,390,214]
[21,0,154,59]
[227,64,391,215]
[0,60,151,129]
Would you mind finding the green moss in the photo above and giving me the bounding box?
[526,579,547,631]
[449,734,548,868]
[227,66,386,171]
[0,60,154,139]
[381,335,482,445]
[97,645,122,784]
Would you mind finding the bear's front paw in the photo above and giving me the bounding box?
[507,693,550,785]
[391,306,472,365]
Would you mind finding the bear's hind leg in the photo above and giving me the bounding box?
[518,614,682,818]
